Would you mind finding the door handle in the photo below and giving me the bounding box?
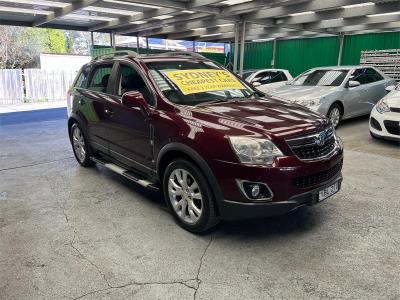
[105,108,115,117]
[78,99,86,105]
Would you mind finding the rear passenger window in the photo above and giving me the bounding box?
[270,71,287,83]
[366,68,383,82]
[73,68,88,88]
[88,64,113,93]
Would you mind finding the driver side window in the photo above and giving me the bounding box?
[117,64,154,106]
[350,68,371,85]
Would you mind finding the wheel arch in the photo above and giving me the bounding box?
[330,100,344,116]
[67,113,88,140]
[157,143,224,213]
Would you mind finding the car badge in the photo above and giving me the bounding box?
[315,130,328,146]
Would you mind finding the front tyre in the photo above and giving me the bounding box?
[70,123,94,167]
[327,104,342,128]
[163,159,219,233]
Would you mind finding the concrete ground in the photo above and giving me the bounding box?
[0,101,66,114]
[0,110,399,300]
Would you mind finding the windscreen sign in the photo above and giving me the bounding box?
[164,69,245,95]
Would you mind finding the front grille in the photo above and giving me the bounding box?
[293,161,343,189]
[384,120,400,135]
[286,127,337,160]
[390,107,400,113]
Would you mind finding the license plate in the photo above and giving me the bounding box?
[318,182,339,202]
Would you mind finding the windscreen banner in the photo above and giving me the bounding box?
[164,69,245,95]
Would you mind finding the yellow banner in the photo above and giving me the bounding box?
[164,69,245,95]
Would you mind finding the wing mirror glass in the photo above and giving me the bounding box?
[385,85,396,92]
[121,91,150,115]
[348,80,360,88]
[252,81,262,87]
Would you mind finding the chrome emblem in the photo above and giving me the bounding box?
[315,133,325,146]
[315,128,331,146]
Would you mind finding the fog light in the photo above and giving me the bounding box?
[237,180,273,201]
[251,184,260,197]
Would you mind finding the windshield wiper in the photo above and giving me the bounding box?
[196,99,230,106]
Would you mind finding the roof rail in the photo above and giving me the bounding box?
[160,51,206,59]
[94,50,139,61]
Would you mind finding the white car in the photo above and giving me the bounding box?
[242,69,293,93]
[370,84,400,141]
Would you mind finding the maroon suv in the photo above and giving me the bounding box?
[67,51,343,233]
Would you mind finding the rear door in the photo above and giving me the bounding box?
[103,61,156,173]
[79,62,115,153]
[364,68,387,107]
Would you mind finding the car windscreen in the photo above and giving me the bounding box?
[291,69,348,86]
[146,60,256,106]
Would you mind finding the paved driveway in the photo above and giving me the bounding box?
[1,111,399,299]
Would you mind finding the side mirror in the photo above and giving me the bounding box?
[252,81,262,87]
[385,85,395,92]
[121,91,150,115]
[348,80,360,88]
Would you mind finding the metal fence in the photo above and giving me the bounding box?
[0,69,76,105]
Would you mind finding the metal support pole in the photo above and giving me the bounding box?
[146,37,149,54]
[239,21,246,77]
[90,32,94,49]
[111,32,116,50]
[338,33,344,66]
[233,22,239,73]
[110,32,113,47]
[193,40,196,52]
[272,39,277,68]
[136,35,140,54]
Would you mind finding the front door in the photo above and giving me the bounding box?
[103,62,156,173]
[345,68,376,117]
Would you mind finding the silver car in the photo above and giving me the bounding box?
[266,66,396,127]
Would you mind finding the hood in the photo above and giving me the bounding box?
[267,85,338,102]
[384,90,400,108]
[176,98,329,139]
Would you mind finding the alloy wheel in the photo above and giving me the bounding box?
[168,168,203,224]
[329,107,341,128]
[72,126,86,163]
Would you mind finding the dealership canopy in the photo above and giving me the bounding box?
[1,0,400,42]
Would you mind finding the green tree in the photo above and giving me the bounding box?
[0,26,69,68]
[43,29,67,53]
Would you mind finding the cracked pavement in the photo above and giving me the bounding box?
[1,112,400,299]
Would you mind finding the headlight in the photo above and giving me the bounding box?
[229,136,283,165]
[376,99,390,114]
[294,97,321,107]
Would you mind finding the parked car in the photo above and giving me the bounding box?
[68,51,343,233]
[370,84,400,141]
[241,69,293,93]
[266,66,396,128]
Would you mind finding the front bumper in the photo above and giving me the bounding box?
[370,107,400,141]
[219,174,342,220]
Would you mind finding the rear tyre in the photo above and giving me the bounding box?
[163,159,219,233]
[70,123,95,167]
[327,103,342,128]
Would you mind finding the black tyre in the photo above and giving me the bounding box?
[327,103,343,128]
[70,123,95,167]
[163,159,219,233]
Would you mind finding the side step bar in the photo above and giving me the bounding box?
[90,156,159,192]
